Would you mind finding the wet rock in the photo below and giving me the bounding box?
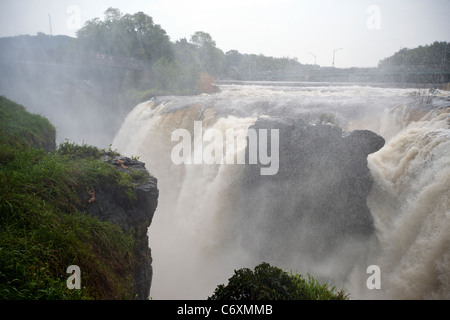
[234,116,385,261]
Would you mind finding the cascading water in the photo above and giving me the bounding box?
[364,109,450,299]
[112,83,449,299]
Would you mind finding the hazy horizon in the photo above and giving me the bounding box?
[1,0,449,68]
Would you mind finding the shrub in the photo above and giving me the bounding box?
[208,262,348,300]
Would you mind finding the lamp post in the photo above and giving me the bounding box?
[309,52,316,65]
[332,48,343,67]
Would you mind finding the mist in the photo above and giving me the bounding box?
[0,34,136,148]
[1,2,449,301]
[111,85,449,299]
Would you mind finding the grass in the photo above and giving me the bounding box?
[289,272,348,300]
[0,97,142,299]
[0,96,55,151]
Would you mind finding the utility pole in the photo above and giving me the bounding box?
[48,14,53,36]
[332,48,342,67]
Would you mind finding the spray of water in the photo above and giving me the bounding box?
[112,84,449,299]
[364,109,450,299]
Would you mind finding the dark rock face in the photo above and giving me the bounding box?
[233,117,385,262]
[83,155,158,299]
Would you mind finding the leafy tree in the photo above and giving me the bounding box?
[190,31,216,48]
[76,8,173,62]
[189,31,225,76]
[172,38,202,90]
[378,41,449,69]
[208,262,348,300]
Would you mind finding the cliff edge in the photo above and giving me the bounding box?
[81,155,159,299]
[0,96,158,299]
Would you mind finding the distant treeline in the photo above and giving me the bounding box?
[378,41,449,70]
[1,7,448,97]
[73,8,309,91]
[0,8,308,96]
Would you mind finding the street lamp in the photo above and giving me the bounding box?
[332,48,343,67]
[309,52,316,65]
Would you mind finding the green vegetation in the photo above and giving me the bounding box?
[74,8,305,87]
[1,8,306,98]
[0,97,142,299]
[0,96,55,152]
[76,8,173,63]
[208,262,348,300]
[378,41,449,70]
[74,8,219,96]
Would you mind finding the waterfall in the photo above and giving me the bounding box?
[365,109,450,299]
[113,97,258,299]
[112,84,449,299]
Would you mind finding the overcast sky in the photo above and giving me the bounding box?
[1,0,449,67]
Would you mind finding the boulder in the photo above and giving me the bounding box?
[233,116,385,262]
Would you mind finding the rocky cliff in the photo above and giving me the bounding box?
[80,155,159,299]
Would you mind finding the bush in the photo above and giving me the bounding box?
[208,262,348,300]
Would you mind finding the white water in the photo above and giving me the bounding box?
[364,109,450,299]
[112,83,449,300]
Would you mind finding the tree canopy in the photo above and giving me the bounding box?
[73,7,309,86]
[208,262,348,300]
[378,41,449,70]
[76,8,173,62]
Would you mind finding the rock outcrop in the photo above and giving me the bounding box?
[233,116,385,262]
[82,155,159,299]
